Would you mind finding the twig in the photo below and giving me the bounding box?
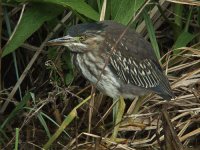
[161,104,184,150]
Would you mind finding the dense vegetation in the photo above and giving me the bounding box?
[0,0,200,149]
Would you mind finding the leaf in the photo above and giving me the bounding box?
[65,71,74,85]
[37,113,51,138]
[143,10,160,59]
[173,31,196,54]
[111,0,122,19]
[173,4,183,38]
[18,0,99,21]
[2,3,63,57]
[112,0,145,25]
[111,96,125,140]
[62,52,74,85]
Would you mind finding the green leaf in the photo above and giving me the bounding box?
[143,10,160,59]
[111,96,125,140]
[173,31,196,54]
[37,113,51,138]
[14,128,20,150]
[47,47,58,60]
[173,4,183,39]
[18,0,99,21]
[2,3,63,57]
[111,0,121,19]
[65,71,74,85]
[62,52,74,85]
[112,0,145,25]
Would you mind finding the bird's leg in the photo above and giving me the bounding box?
[111,96,125,140]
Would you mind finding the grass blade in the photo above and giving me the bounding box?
[14,128,19,150]
[143,9,160,59]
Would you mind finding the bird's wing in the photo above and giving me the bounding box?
[104,31,174,100]
[109,51,162,87]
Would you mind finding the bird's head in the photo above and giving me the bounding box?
[47,22,107,53]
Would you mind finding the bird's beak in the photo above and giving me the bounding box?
[47,35,75,46]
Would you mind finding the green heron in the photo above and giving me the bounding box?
[47,20,174,101]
